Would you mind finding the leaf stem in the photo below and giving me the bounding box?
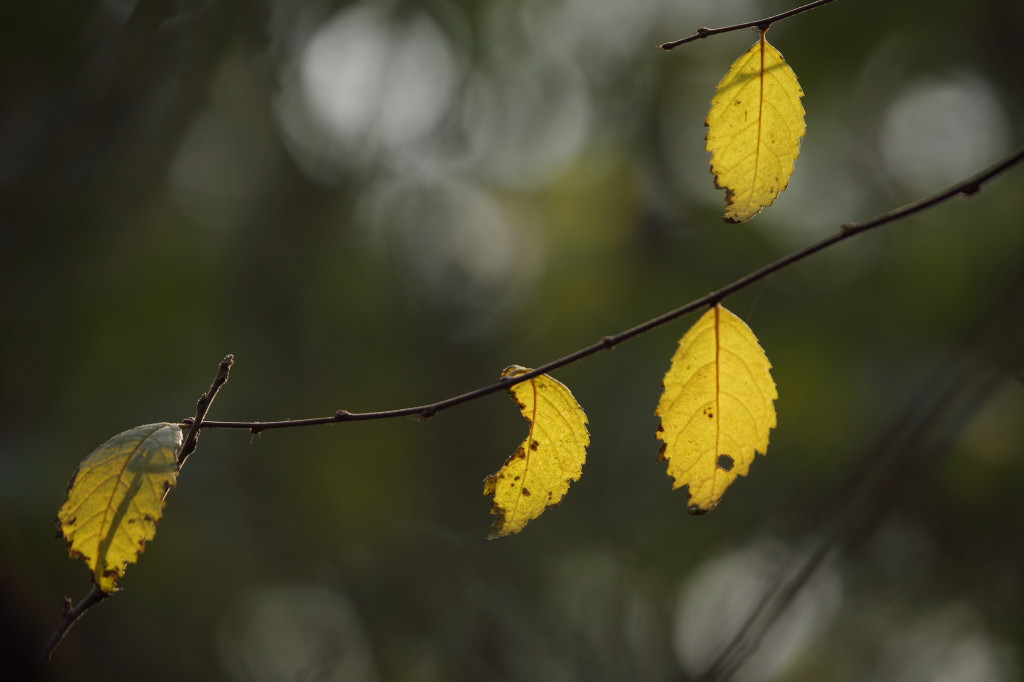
[195,146,1024,433]
[659,0,839,50]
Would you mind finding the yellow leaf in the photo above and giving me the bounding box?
[56,423,183,593]
[705,31,805,223]
[484,366,589,539]
[655,304,777,513]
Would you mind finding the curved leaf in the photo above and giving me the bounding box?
[706,31,805,223]
[484,366,589,539]
[56,423,183,592]
[655,305,777,513]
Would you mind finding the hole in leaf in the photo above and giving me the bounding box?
[716,454,734,472]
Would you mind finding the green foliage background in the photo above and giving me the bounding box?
[2,0,1022,679]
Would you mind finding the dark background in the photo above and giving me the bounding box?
[3,0,1023,680]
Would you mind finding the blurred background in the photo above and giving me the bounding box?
[2,0,1023,680]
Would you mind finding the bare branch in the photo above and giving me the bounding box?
[195,146,1024,433]
[659,0,839,50]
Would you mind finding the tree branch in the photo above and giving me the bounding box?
[37,584,109,667]
[194,145,1024,434]
[659,0,839,50]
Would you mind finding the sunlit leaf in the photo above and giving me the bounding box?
[706,31,805,223]
[56,423,183,592]
[655,305,777,513]
[484,366,589,539]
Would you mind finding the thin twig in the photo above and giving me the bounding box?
[195,146,1024,434]
[840,145,1024,230]
[177,354,234,466]
[659,0,838,50]
[37,584,109,667]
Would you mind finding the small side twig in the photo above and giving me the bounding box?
[37,584,109,667]
[177,354,234,467]
[659,0,838,50]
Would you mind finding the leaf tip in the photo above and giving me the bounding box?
[484,502,515,540]
[688,502,714,516]
[484,527,508,541]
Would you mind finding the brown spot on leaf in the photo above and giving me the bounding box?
[522,487,531,497]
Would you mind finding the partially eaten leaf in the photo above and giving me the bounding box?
[706,30,805,223]
[57,423,183,592]
[484,366,589,539]
[655,305,777,513]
